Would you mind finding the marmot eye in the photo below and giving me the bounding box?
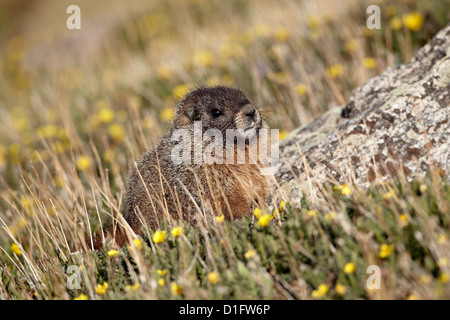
[211,109,222,117]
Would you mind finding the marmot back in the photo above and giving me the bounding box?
[122,86,271,243]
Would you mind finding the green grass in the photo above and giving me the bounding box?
[0,0,448,300]
[1,174,449,300]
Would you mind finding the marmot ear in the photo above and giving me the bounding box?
[177,104,196,126]
[186,107,196,122]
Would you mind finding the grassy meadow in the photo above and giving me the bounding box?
[0,0,449,300]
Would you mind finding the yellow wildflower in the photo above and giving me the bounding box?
[37,125,59,139]
[11,243,21,256]
[274,27,289,42]
[76,155,92,171]
[399,214,409,228]
[325,211,337,222]
[344,39,357,53]
[335,284,346,295]
[279,201,286,212]
[219,43,245,59]
[311,284,329,298]
[132,238,142,250]
[379,244,394,259]
[272,209,279,217]
[194,51,214,67]
[419,274,432,284]
[104,150,115,163]
[250,23,271,38]
[158,278,165,286]
[208,272,219,284]
[326,64,343,79]
[295,84,308,96]
[257,214,271,227]
[406,294,418,300]
[419,184,428,193]
[221,74,234,85]
[253,207,262,219]
[126,283,140,291]
[152,230,166,243]
[160,108,175,122]
[437,258,448,268]
[439,273,449,284]
[13,117,28,132]
[341,184,352,196]
[307,209,317,217]
[157,269,168,276]
[20,195,33,211]
[343,262,356,274]
[437,234,447,244]
[171,226,183,238]
[383,189,396,199]
[390,17,402,31]
[307,15,320,31]
[108,123,125,142]
[216,215,225,223]
[97,107,115,123]
[157,65,172,80]
[74,294,88,300]
[171,282,183,295]
[403,12,424,32]
[363,57,377,69]
[173,84,191,99]
[244,250,257,259]
[95,282,108,295]
[107,249,119,258]
[279,130,287,141]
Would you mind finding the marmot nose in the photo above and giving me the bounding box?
[243,105,256,120]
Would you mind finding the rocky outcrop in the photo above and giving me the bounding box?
[275,24,449,205]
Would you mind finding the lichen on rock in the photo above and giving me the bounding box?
[275,24,450,204]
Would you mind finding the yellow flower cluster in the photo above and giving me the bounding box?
[257,214,272,227]
[11,243,22,256]
[363,57,377,69]
[171,282,183,295]
[334,184,352,196]
[326,64,343,79]
[171,226,183,238]
[208,272,218,284]
[311,283,329,298]
[244,249,257,259]
[173,84,192,99]
[76,155,92,171]
[126,283,140,292]
[153,230,166,243]
[343,262,356,274]
[107,249,119,258]
[295,84,308,96]
[128,238,143,252]
[379,244,393,258]
[160,108,175,122]
[95,282,108,295]
[403,12,424,32]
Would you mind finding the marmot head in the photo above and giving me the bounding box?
[173,86,263,139]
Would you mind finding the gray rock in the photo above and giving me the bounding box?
[275,24,450,204]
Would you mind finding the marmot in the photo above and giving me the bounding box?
[95,86,271,248]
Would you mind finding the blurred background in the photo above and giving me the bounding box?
[0,0,448,243]
[0,0,448,168]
